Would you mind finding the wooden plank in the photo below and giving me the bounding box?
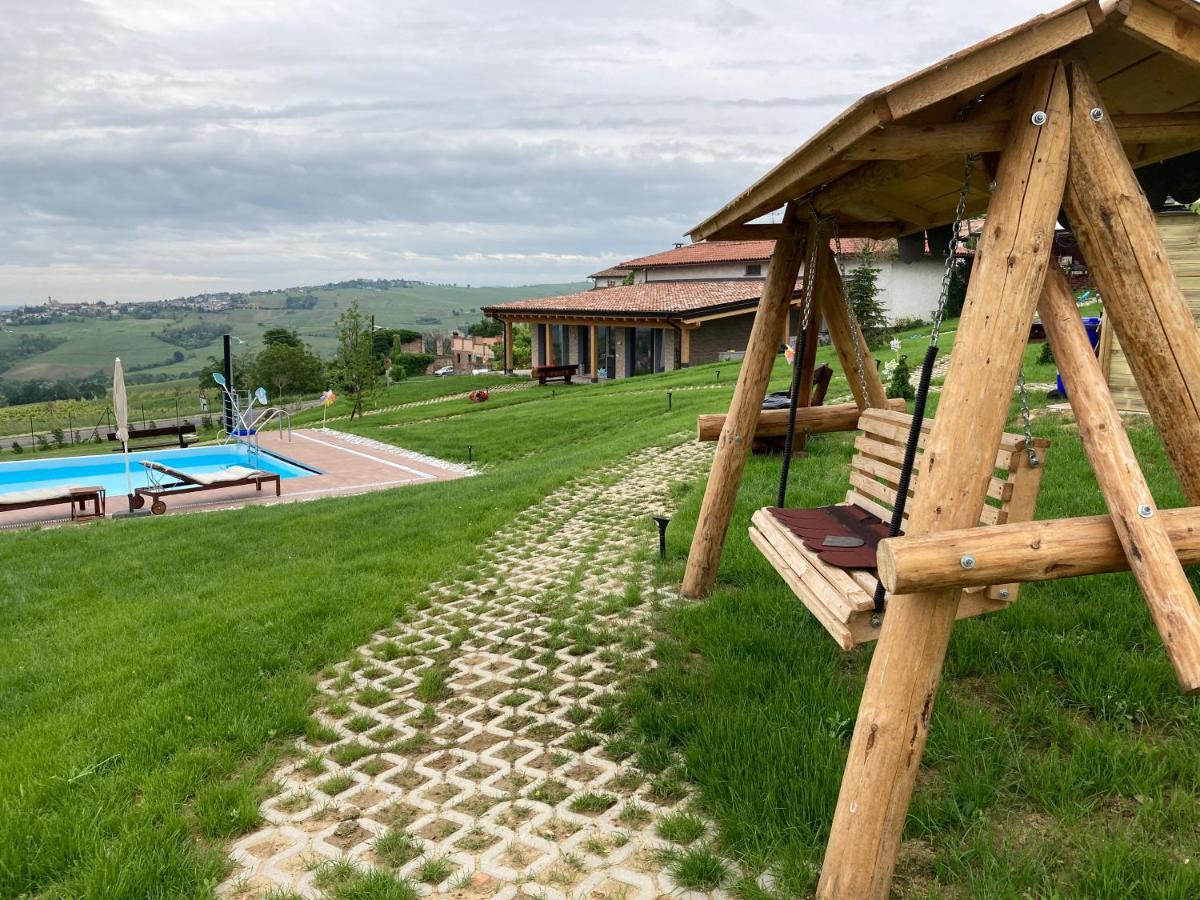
[503,320,513,373]
[750,524,856,651]
[879,505,1200,592]
[683,205,808,598]
[1115,0,1200,68]
[589,324,599,382]
[1064,62,1200,504]
[818,60,1071,900]
[708,221,906,241]
[858,408,1032,469]
[755,510,874,612]
[842,113,1200,160]
[852,435,1014,502]
[1041,265,1200,693]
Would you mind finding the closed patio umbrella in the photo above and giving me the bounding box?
[113,358,133,502]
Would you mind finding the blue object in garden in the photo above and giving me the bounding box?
[1055,317,1103,397]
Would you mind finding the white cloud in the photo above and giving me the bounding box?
[3,0,1052,302]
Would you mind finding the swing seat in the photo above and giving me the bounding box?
[749,408,1050,650]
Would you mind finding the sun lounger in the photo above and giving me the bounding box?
[132,461,280,514]
[0,485,106,521]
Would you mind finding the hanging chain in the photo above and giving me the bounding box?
[1017,369,1040,467]
[930,153,978,349]
[827,214,871,404]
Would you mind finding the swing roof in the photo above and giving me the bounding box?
[691,0,1200,243]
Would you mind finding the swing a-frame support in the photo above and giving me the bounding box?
[679,1,1200,895]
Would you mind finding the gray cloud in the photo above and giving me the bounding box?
[1,0,1051,302]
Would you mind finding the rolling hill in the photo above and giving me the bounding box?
[0,281,586,383]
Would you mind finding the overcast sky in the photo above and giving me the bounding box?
[1,0,1054,303]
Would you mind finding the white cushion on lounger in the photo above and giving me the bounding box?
[187,465,265,485]
[0,487,76,505]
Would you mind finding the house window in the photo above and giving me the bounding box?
[745,264,762,277]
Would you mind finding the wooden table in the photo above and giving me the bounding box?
[69,486,106,521]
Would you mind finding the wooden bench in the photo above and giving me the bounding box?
[532,364,579,385]
[108,423,198,450]
[748,408,1050,650]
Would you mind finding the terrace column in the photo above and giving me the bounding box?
[589,325,599,382]
[503,320,513,374]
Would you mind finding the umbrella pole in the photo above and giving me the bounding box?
[124,440,133,509]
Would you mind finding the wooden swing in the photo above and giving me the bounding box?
[676,2,1200,896]
[746,160,1053,648]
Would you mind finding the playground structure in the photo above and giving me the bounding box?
[680,1,1200,896]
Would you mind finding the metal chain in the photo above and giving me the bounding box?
[929,153,978,349]
[1017,369,1040,468]
[828,214,871,404]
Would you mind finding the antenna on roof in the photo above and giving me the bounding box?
[674,242,685,249]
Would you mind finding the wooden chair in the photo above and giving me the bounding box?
[749,407,1049,650]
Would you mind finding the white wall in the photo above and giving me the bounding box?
[842,255,947,323]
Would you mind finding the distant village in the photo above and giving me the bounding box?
[0,278,428,327]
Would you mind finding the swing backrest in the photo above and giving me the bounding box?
[846,409,1050,530]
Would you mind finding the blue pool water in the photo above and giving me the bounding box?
[0,445,315,497]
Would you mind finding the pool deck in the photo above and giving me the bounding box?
[0,428,469,530]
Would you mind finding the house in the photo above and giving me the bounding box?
[450,333,502,372]
[589,266,631,289]
[482,238,960,379]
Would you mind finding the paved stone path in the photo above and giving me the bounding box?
[221,440,738,900]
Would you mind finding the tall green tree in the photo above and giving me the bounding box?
[846,246,890,349]
[467,317,503,338]
[254,341,324,400]
[332,302,376,420]
[511,325,532,369]
[261,327,303,348]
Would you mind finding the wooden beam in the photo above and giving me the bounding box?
[1113,0,1200,68]
[503,320,513,373]
[818,60,1071,899]
[707,221,905,241]
[544,323,554,366]
[813,241,889,410]
[878,505,1200,593]
[680,327,691,367]
[1062,61,1200,505]
[696,398,906,442]
[589,324,599,382]
[682,204,807,599]
[1041,265,1200,693]
[842,113,1200,160]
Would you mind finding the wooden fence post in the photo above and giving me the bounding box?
[817,60,1070,898]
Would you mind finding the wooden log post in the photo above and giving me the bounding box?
[682,203,806,598]
[503,320,514,374]
[1040,266,1200,693]
[1062,61,1200,505]
[879,506,1200,593]
[814,241,888,410]
[696,398,906,442]
[817,61,1071,898]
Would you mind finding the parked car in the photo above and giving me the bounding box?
[433,365,455,377]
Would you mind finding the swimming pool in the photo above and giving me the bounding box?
[0,445,317,498]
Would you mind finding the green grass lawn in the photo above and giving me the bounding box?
[2,321,1198,898]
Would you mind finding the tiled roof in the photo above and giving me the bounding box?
[482,279,796,320]
[619,235,975,270]
[620,241,775,269]
[589,266,631,279]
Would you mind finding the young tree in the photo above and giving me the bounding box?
[846,246,890,349]
[332,301,377,420]
[511,325,532,368]
[886,354,915,400]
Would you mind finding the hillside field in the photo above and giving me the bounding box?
[0,281,585,382]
